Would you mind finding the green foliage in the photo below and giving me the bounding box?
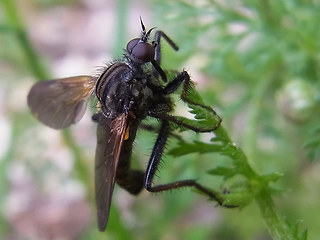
[170,81,223,132]
[1,0,319,239]
[152,0,320,239]
[168,81,306,239]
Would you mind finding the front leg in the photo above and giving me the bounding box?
[151,30,179,82]
[153,31,179,66]
[150,71,222,132]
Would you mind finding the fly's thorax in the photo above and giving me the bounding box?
[95,62,154,119]
[128,78,153,119]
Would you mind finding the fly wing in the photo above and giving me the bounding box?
[94,113,128,231]
[27,76,96,129]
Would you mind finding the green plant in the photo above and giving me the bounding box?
[1,0,319,239]
[150,0,320,239]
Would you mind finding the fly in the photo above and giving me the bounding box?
[27,19,227,232]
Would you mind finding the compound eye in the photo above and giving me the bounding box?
[126,38,140,54]
[126,38,155,62]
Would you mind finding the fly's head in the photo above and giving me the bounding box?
[126,19,155,64]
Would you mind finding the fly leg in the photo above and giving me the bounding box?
[144,120,235,207]
[151,31,179,82]
[153,31,179,65]
[150,70,222,132]
[140,123,184,141]
[164,71,220,119]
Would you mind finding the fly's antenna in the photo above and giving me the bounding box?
[140,16,146,33]
[139,16,155,42]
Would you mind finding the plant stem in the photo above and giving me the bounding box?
[215,126,258,179]
[217,126,296,240]
[256,187,296,240]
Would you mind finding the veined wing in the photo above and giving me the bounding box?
[27,76,96,129]
[94,113,129,231]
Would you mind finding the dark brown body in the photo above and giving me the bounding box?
[93,59,173,230]
[27,21,225,233]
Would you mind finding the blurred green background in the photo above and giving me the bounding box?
[1,0,320,239]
